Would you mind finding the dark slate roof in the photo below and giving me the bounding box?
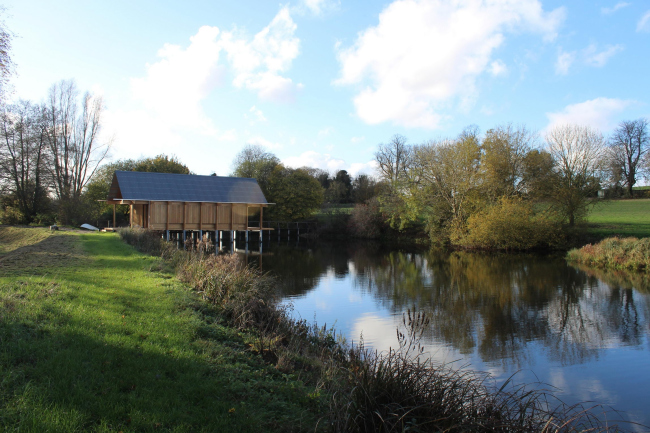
[108,171,268,204]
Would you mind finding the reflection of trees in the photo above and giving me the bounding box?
[259,245,325,296]
[264,240,650,369]
[351,249,650,368]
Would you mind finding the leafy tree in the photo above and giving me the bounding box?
[352,174,378,203]
[608,118,649,196]
[414,135,483,238]
[324,180,348,204]
[231,144,280,196]
[132,154,191,174]
[546,124,606,226]
[266,166,323,221]
[334,169,352,202]
[521,149,555,199]
[481,124,538,200]
[231,146,323,220]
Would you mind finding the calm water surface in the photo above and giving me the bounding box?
[250,240,650,428]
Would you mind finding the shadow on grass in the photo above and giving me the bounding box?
[1,233,320,433]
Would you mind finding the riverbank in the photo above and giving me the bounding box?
[0,227,323,432]
[0,227,635,432]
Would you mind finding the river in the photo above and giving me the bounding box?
[245,240,650,429]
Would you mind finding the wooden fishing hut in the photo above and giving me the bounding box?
[105,171,271,248]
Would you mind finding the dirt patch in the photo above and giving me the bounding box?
[0,228,87,274]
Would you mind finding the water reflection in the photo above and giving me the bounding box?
[258,241,650,426]
[264,244,649,370]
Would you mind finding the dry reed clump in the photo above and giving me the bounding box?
[329,310,630,433]
[117,227,165,255]
[118,229,636,432]
[568,237,650,271]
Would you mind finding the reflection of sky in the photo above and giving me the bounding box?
[280,257,650,428]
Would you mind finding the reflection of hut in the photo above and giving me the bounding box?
[105,171,271,243]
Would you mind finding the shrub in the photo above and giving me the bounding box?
[0,206,25,225]
[348,197,383,239]
[567,237,650,271]
[460,198,564,250]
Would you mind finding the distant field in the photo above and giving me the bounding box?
[586,199,650,239]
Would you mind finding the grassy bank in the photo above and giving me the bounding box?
[586,199,650,239]
[0,227,321,432]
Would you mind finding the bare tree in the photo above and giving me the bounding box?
[0,7,14,103]
[608,118,649,196]
[546,124,606,226]
[0,101,49,222]
[375,134,412,187]
[45,80,109,224]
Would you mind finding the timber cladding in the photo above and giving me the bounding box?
[142,202,254,231]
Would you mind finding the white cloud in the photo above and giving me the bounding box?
[349,160,379,177]
[301,0,340,15]
[335,0,566,128]
[246,135,283,150]
[105,8,300,173]
[221,7,302,102]
[637,11,650,32]
[582,44,624,67]
[489,60,508,76]
[282,151,376,176]
[318,127,334,137]
[283,150,346,172]
[249,105,267,123]
[103,109,182,160]
[601,2,630,15]
[545,98,635,132]
[350,136,366,143]
[131,25,225,134]
[555,48,575,75]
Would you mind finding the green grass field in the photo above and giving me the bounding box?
[586,199,650,239]
[0,228,320,432]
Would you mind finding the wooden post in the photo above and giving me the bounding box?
[199,202,203,231]
[166,201,170,232]
[112,204,116,228]
[129,203,133,228]
[183,202,187,231]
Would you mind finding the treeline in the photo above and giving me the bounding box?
[230,144,381,220]
[0,80,108,226]
[365,121,649,249]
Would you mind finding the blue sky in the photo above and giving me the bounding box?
[4,0,650,177]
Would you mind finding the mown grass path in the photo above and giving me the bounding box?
[0,229,319,432]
